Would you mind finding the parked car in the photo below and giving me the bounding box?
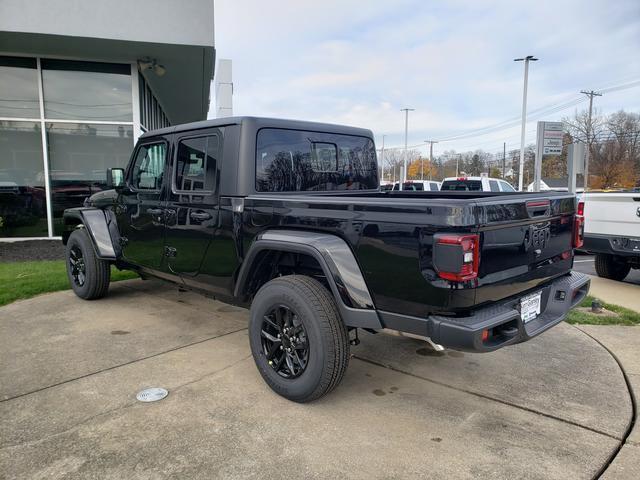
[441,176,516,192]
[62,117,589,402]
[391,180,441,191]
[581,192,640,281]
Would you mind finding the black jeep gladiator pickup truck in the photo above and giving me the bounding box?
[63,117,589,402]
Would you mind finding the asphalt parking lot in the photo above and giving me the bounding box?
[0,279,635,479]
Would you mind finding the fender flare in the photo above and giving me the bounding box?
[235,230,382,329]
[62,207,119,260]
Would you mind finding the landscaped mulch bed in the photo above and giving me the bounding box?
[0,240,65,262]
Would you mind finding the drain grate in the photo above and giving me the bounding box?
[136,387,168,402]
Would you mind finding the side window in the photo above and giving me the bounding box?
[500,181,515,192]
[430,182,439,191]
[489,180,500,192]
[175,135,218,192]
[130,142,166,190]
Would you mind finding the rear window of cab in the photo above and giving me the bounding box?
[255,128,379,192]
[441,180,483,191]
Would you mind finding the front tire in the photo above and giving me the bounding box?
[594,253,630,281]
[66,228,111,299]
[249,275,350,403]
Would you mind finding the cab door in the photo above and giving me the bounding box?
[115,138,169,270]
[163,130,221,283]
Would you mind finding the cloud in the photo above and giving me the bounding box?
[212,0,640,155]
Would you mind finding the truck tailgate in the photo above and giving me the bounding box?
[473,194,576,307]
[584,192,640,238]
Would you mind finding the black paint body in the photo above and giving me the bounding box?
[63,117,589,352]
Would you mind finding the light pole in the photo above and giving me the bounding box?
[380,135,386,182]
[400,108,415,190]
[424,140,438,180]
[514,55,538,191]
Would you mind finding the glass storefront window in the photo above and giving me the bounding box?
[42,59,132,121]
[46,123,134,235]
[0,57,40,119]
[0,121,48,237]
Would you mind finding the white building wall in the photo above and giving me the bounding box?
[0,0,214,47]
[215,59,233,118]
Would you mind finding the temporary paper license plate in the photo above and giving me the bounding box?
[520,291,542,323]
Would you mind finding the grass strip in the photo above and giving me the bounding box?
[0,260,136,307]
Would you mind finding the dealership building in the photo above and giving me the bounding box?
[0,0,215,238]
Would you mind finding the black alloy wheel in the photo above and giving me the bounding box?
[68,245,86,287]
[65,228,111,300]
[249,275,350,403]
[261,304,310,378]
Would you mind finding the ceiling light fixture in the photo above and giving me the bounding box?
[137,57,166,77]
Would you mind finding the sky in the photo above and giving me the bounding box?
[211,0,640,158]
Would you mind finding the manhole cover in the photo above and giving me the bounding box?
[136,387,168,402]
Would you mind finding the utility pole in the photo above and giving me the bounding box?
[514,55,538,191]
[456,154,461,177]
[580,90,602,192]
[380,135,386,182]
[502,142,506,178]
[424,140,438,181]
[400,108,415,190]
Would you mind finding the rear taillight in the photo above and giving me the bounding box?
[433,234,479,282]
[577,201,584,216]
[574,215,584,248]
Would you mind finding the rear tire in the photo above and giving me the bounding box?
[66,228,111,299]
[594,253,630,281]
[249,275,350,403]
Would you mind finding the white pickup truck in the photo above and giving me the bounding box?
[582,192,640,281]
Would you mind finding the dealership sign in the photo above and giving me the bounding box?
[533,121,565,190]
[537,122,564,155]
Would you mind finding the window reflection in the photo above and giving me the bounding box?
[0,57,40,119]
[46,123,133,234]
[0,121,47,237]
[42,59,132,121]
[256,129,378,192]
[130,143,167,190]
[175,136,218,192]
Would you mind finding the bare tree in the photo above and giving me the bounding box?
[563,109,640,188]
[378,148,420,183]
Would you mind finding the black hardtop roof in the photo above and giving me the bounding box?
[140,116,374,139]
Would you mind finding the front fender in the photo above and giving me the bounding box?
[62,207,119,260]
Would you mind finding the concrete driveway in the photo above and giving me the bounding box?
[0,279,633,479]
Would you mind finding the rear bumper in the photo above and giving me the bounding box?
[379,271,590,352]
[584,233,640,258]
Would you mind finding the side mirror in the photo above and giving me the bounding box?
[106,168,125,189]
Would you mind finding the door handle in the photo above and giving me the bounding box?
[148,208,164,216]
[190,211,212,221]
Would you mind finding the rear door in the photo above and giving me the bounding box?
[163,129,221,280]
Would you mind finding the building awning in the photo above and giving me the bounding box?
[0,31,214,124]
